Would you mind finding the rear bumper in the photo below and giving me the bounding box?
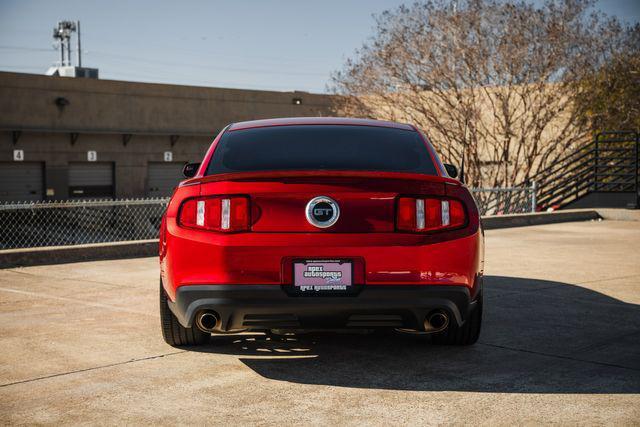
[162,230,484,299]
[168,284,478,331]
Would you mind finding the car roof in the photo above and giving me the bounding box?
[228,117,415,132]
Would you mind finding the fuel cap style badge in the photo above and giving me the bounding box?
[306,196,340,228]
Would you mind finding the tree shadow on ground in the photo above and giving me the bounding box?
[193,276,640,393]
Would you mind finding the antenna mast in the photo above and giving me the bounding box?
[52,21,77,67]
[47,20,98,78]
[76,21,82,67]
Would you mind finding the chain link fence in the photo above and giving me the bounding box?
[471,182,537,216]
[0,198,169,250]
[0,185,538,250]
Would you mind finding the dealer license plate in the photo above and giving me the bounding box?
[293,260,353,292]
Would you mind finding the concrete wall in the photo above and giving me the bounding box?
[564,192,638,210]
[0,72,336,200]
[0,131,214,198]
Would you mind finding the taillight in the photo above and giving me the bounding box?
[396,197,466,232]
[179,196,250,232]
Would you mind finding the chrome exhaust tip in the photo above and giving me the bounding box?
[195,311,221,333]
[424,311,449,333]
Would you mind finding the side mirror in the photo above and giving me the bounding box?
[182,162,200,178]
[443,163,458,179]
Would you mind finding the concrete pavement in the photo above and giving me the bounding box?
[1,220,639,425]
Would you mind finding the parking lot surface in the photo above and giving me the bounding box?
[1,220,639,425]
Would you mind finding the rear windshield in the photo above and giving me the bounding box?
[206,125,438,175]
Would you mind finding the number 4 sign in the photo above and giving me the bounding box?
[13,149,24,161]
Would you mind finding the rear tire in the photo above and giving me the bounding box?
[431,291,482,345]
[159,280,210,347]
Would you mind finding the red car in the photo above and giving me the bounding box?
[159,117,483,346]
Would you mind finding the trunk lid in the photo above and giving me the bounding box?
[195,171,452,233]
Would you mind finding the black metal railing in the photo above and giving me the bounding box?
[480,131,639,213]
[593,132,639,196]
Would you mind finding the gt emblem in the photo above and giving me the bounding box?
[314,208,333,216]
[305,196,340,228]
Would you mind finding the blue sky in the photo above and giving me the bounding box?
[1,0,638,93]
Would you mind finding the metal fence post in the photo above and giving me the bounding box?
[635,132,640,209]
[531,181,537,213]
[594,133,599,192]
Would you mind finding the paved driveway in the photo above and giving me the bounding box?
[1,220,639,424]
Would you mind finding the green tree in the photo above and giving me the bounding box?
[573,25,640,132]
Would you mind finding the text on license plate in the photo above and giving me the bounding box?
[293,260,352,292]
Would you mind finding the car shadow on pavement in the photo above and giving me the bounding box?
[193,276,640,393]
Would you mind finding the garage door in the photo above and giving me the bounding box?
[146,162,184,197]
[68,162,114,198]
[0,162,44,201]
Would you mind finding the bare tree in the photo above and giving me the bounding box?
[330,0,628,188]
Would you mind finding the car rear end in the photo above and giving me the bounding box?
[159,118,483,346]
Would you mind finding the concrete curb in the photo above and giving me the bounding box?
[0,240,158,269]
[594,208,640,222]
[2,208,637,268]
[481,209,601,230]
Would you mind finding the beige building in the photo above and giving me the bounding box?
[0,72,335,201]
